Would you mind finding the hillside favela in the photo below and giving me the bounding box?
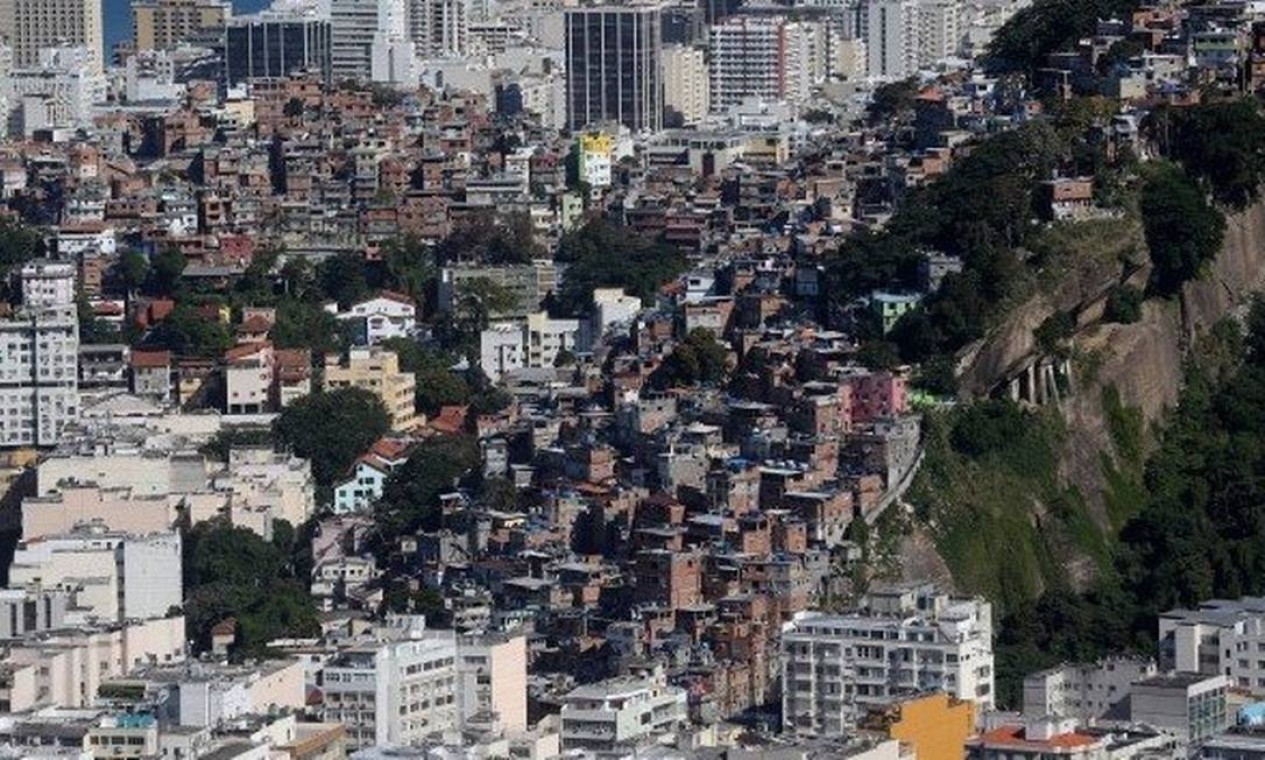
[5,0,1265,757]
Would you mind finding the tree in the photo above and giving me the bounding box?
[116,250,149,293]
[273,388,391,488]
[435,210,543,265]
[555,219,688,315]
[374,435,481,542]
[866,78,920,124]
[650,329,730,389]
[1034,310,1076,357]
[1150,100,1265,209]
[381,235,436,309]
[985,0,1136,77]
[316,252,370,309]
[284,98,305,119]
[147,246,187,296]
[1140,164,1225,295]
[147,304,233,357]
[182,519,319,657]
[272,300,343,356]
[1103,285,1143,324]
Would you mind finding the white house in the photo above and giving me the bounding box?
[331,292,417,345]
[332,438,412,515]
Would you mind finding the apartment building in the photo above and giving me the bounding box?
[131,0,230,51]
[1131,673,1229,747]
[781,584,995,736]
[708,16,829,109]
[8,528,182,625]
[1159,597,1265,694]
[9,46,108,137]
[410,0,467,57]
[1022,657,1157,722]
[0,0,104,71]
[478,311,580,383]
[316,620,460,749]
[332,437,410,515]
[559,676,688,753]
[323,347,418,432]
[456,633,528,732]
[0,263,78,448]
[663,44,709,126]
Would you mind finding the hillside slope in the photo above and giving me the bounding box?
[909,197,1265,609]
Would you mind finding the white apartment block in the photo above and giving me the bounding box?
[8,528,182,625]
[917,0,960,65]
[1022,657,1157,722]
[478,311,579,383]
[20,261,75,309]
[330,0,410,83]
[781,584,995,737]
[410,0,467,57]
[709,16,829,110]
[860,0,919,80]
[559,676,688,754]
[9,46,106,137]
[0,263,77,448]
[663,44,709,126]
[316,619,460,749]
[709,16,783,109]
[1158,597,1265,694]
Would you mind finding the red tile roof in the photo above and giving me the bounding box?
[130,350,171,369]
[976,726,1099,751]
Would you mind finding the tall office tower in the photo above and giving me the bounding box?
[223,11,333,86]
[662,43,708,126]
[131,0,231,51]
[409,0,467,58]
[917,0,959,65]
[330,0,410,83]
[0,262,79,448]
[565,5,663,133]
[860,0,919,80]
[0,0,104,73]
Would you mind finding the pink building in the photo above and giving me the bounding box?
[846,371,908,423]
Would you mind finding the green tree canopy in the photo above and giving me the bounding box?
[273,387,391,488]
[1140,164,1225,295]
[650,329,730,389]
[374,435,481,542]
[555,219,688,314]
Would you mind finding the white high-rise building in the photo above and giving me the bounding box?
[0,261,77,448]
[781,584,995,737]
[859,0,919,80]
[708,16,828,109]
[316,616,460,749]
[917,0,959,65]
[0,0,104,73]
[330,0,411,83]
[662,44,709,126]
[409,0,467,58]
[9,46,107,137]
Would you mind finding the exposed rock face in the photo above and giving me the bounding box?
[932,201,1265,590]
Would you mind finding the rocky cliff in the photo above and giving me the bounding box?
[916,199,1265,597]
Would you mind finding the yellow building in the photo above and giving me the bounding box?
[863,693,976,760]
[132,0,230,51]
[323,347,418,432]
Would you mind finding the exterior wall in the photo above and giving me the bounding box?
[332,462,388,515]
[323,348,417,432]
[0,306,78,448]
[457,634,528,732]
[0,0,104,71]
[885,693,976,760]
[565,6,663,132]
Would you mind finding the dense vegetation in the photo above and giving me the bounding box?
[273,387,391,489]
[182,519,319,657]
[554,218,689,314]
[985,0,1137,77]
[959,310,1265,706]
[373,435,482,545]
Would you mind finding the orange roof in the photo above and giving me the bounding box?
[274,348,311,368]
[378,290,416,306]
[130,350,171,368]
[430,405,469,435]
[367,437,412,462]
[224,341,271,362]
[239,314,273,333]
[977,726,1098,750]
